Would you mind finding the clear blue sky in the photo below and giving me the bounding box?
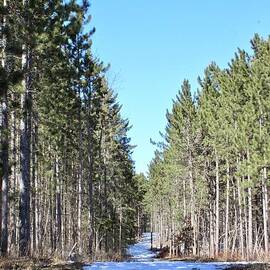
[90,0,270,174]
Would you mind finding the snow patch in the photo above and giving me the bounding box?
[127,233,156,261]
[84,233,249,269]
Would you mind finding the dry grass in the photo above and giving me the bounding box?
[0,257,85,269]
[155,246,270,270]
[93,250,127,262]
[0,257,51,269]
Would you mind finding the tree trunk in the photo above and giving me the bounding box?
[224,159,230,257]
[10,107,17,254]
[247,150,253,259]
[87,119,94,256]
[209,204,214,257]
[55,157,62,254]
[188,147,195,255]
[19,41,31,257]
[77,82,83,254]
[247,185,253,258]
[31,124,37,255]
[215,150,219,256]
[137,207,140,240]
[119,207,122,255]
[0,0,9,255]
[237,174,244,258]
[262,167,268,254]
[1,79,9,256]
[183,178,186,218]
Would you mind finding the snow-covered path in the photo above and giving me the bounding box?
[83,233,245,270]
[126,232,156,261]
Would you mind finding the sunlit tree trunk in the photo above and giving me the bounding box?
[224,159,230,257]
[247,150,253,259]
[262,167,268,254]
[237,174,244,258]
[215,150,219,256]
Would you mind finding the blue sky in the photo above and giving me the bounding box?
[90,0,270,174]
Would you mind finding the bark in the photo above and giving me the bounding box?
[237,175,244,258]
[19,0,32,255]
[77,86,83,254]
[1,86,9,256]
[10,107,17,253]
[187,141,195,255]
[247,185,253,258]
[224,159,230,256]
[183,178,186,218]
[119,207,122,255]
[231,185,238,254]
[55,157,62,253]
[19,42,31,257]
[0,0,8,255]
[87,116,94,256]
[215,150,219,256]
[31,124,37,255]
[243,185,248,258]
[137,207,140,240]
[262,167,268,254]
[209,203,214,257]
[247,150,253,258]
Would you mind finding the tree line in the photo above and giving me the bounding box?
[0,0,145,259]
[146,34,270,260]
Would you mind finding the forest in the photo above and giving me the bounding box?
[0,0,146,260]
[146,34,270,260]
[1,0,270,267]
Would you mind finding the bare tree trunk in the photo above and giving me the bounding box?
[209,204,214,257]
[137,207,140,240]
[215,150,219,256]
[262,167,268,254]
[237,175,244,258]
[31,124,37,255]
[10,107,17,254]
[119,207,122,256]
[1,74,9,256]
[243,186,248,259]
[188,144,195,255]
[35,127,39,254]
[19,40,31,257]
[183,178,186,218]
[160,212,163,249]
[0,0,9,255]
[224,159,230,257]
[247,185,253,258]
[49,175,54,252]
[87,120,94,256]
[77,88,83,254]
[231,188,238,255]
[55,157,62,254]
[247,150,253,259]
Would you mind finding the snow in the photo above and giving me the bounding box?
[126,232,156,261]
[84,260,242,270]
[83,233,248,270]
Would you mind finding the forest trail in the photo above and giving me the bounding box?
[83,233,247,269]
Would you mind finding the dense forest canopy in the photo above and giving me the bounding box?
[0,0,146,259]
[145,34,270,260]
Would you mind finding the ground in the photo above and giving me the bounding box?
[83,233,266,270]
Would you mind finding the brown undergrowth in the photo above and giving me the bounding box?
[0,250,129,269]
[0,257,84,269]
[155,246,270,269]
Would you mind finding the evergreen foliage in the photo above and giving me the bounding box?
[146,35,270,260]
[0,0,146,259]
